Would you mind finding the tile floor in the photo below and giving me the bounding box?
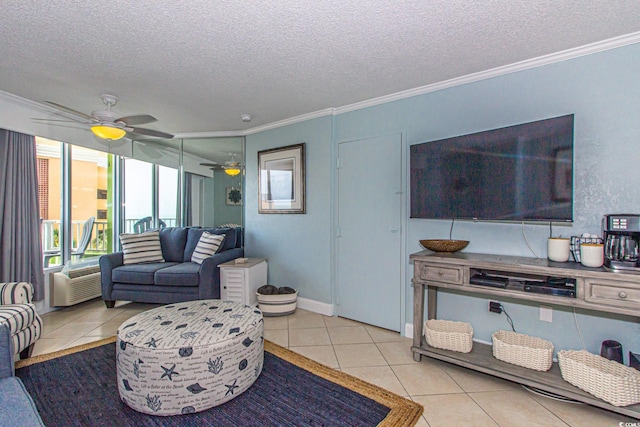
[34,298,635,426]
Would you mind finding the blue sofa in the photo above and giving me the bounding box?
[100,226,244,308]
[0,323,44,426]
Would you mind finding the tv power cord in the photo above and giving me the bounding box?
[488,301,516,332]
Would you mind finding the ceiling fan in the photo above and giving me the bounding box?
[39,93,174,140]
[200,153,243,176]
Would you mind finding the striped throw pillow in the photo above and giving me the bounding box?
[191,232,225,264]
[120,231,165,265]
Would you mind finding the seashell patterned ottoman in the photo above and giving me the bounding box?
[116,300,263,416]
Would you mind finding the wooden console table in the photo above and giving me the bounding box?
[410,251,640,418]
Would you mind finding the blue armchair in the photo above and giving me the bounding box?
[0,323,44,425]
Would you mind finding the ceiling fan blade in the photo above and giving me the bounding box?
[44,101,97,122]
[32,118,80,123]
[117,114,158,126]
[128,127,174,139]
[199,162,218,167]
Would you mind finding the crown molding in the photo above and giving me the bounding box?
[239,31,640,134]
[174,108,336,138]
[173,130,246,138]
[4,32,640,138]
[242,108,336,136]
[333,31,640,115]
[0,89,55,112]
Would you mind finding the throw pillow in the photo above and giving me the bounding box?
[120,230,165,265]
[191,232,225,264]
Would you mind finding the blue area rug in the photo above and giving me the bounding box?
[16,338,422,427]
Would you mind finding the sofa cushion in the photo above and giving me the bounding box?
[159,227,188,262]
[120,231,165,265]
[154,263,201,287]
[184,227,237,261]
[191,232,225,264]
[112,263,178,285]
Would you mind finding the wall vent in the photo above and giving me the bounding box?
[50,265,101,307]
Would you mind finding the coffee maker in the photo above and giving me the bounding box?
[603,214,640,272]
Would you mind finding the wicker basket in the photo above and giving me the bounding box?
[558,350,640,406]
[424,319,473,353]
[492,330,554,371]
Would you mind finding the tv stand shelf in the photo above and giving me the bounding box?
[410,251,640,418]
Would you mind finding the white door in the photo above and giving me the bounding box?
[337,134,403,331]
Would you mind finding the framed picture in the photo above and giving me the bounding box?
[226,187,242,206]
[553,148,572,201]
[258,143,306,214]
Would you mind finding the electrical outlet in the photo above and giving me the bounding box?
[489,301,502,314]
[540,306,553,322]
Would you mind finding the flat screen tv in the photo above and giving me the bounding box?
[410,114,574,222]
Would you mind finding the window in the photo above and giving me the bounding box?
[71,145,108,261]
[36,138,63,267]
[37,158,49,219]
[36,137,114,267]
[124,158,153,233]
[159,165,178,227]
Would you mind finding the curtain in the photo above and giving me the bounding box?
[0,129,44,300]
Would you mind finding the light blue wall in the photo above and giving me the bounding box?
[202,178,216,227]
[245,43,640,358]
[213,170,243,226]
[245,116,333,302]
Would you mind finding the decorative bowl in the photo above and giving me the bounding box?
[419,239,469,253]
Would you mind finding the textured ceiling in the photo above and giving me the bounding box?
[2,1,640,136]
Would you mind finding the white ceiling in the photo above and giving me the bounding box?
[2,1,640,137]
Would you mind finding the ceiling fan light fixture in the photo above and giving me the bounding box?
[224,167,241,176]
[91,124,126,140]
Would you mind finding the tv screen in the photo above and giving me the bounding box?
[410,114,574,222]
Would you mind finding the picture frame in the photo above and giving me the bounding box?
[553,147,572,202]
[258,143,306,214]
[226,187,242,206]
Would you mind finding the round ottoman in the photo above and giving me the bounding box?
[116,300,263,416]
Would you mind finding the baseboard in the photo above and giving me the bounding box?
[405,323,413,339]
[296,297,334,317]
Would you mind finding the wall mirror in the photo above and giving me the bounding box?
[129,136,244,231]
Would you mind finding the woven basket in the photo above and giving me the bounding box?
[424,319,473,353]
[492,330,553,371]
[558,350,640,406]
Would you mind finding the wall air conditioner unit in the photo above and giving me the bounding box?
[50,264,102,307]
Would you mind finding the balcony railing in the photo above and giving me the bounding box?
[122,218,177,233]
[42,218,177,266]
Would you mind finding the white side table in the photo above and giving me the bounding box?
[219,258,268,305]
